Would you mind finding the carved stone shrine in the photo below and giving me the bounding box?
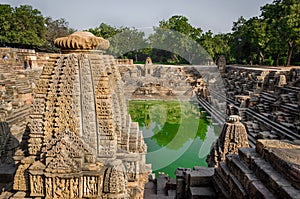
[12,32,151,199]
[207,115,249,167]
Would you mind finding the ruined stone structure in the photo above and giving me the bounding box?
[217,55,226,74]
[118,62,195,100]
[1,47,52,70]
[0,64,42,138]
[118,61,226,107]
[0,122,19,192]
[172,65,300,199]
[10,32,150,199]
[172,139,300,199]
[1,39,300,198]
[115,59,133,66]
[132,82,174,97]
[207,115,249,167]
[220,66,300,146]
[143,65,300,199]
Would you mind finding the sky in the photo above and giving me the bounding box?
[1,0,273,34]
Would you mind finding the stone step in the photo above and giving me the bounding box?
[238,148,260,168]
[0,190,13,199]
[251,156,300,199]
[188,187,216,199]
[188,167,214,187]
[213,163,230,198]
[5,106,31,124]
[212,175,229,199]
[10,191,32,199]
[226,154,276,199]
[227,172,248,199]
[257,146,300,190]
[239,147,300,198]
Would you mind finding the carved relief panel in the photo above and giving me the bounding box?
[82,176,101,198]
[29,174,44,197]
[124,161,137,181]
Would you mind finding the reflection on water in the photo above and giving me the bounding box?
[129,100,219,178]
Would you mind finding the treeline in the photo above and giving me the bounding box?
[0,0,299,66]
[0,5,74,51]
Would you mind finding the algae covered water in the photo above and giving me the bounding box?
[128,100,219,178]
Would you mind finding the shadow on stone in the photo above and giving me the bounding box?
[0,122,19,193]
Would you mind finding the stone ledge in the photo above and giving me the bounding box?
[188,187,216,199]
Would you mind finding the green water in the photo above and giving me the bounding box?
[128,100,219,178]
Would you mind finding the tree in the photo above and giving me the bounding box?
[44,17,75,51]
[158,15,202,41]
[212,33,232,63]
[244,17,268,65]
[87,23,122,39]
[285,0,300,66]
[229,16,250,64]
[199,31,231,63]
[0,5,46,48]
[261,0,300,66]
[89,23,147,60]
[229,16,268,65]
[9,5,46,48]
[149,15,210,64]
[107,27,147,60]
[0,4,13,45]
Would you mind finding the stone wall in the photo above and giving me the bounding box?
[1,47,53,70]
[221,66,300,146]
[0,64,42,139]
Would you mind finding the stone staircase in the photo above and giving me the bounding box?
[214,140,300,199]
[176,167,216,199]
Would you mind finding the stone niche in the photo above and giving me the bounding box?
[12,32,151,199]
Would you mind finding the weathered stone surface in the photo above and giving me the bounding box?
[188,187,216,199]
[0,122,18,186]
[11,32,150,199]
[54,31,109,51]
[117,59,218,101]
[209,139,300,199]
[207,115,249,167]
[256,139,300,190]
[188,167,214,187]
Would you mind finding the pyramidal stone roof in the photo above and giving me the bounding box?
[12,32,150,199]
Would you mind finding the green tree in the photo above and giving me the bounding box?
[199,30,214,60]
[88,23,147,60]
[261,0,300,66]
[0,4,13,45]
[212,33,232,63]
[9,5,46,48]
[229,16,249,64]
[199,31,231,63]
[44,17,75,51]
[107,27,147,60]
[159,15,202,41]
[244,17,268,65]
[0,5,46,48]
[229,16,268,65]
[149,15,210,64]
[87,23,122,39]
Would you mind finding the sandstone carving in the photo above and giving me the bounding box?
[207,115,249,167]
[54,31,110,51]
[11,32,150,199]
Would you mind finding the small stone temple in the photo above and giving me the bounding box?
[11,32,151,199]
[207,115,249,167]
